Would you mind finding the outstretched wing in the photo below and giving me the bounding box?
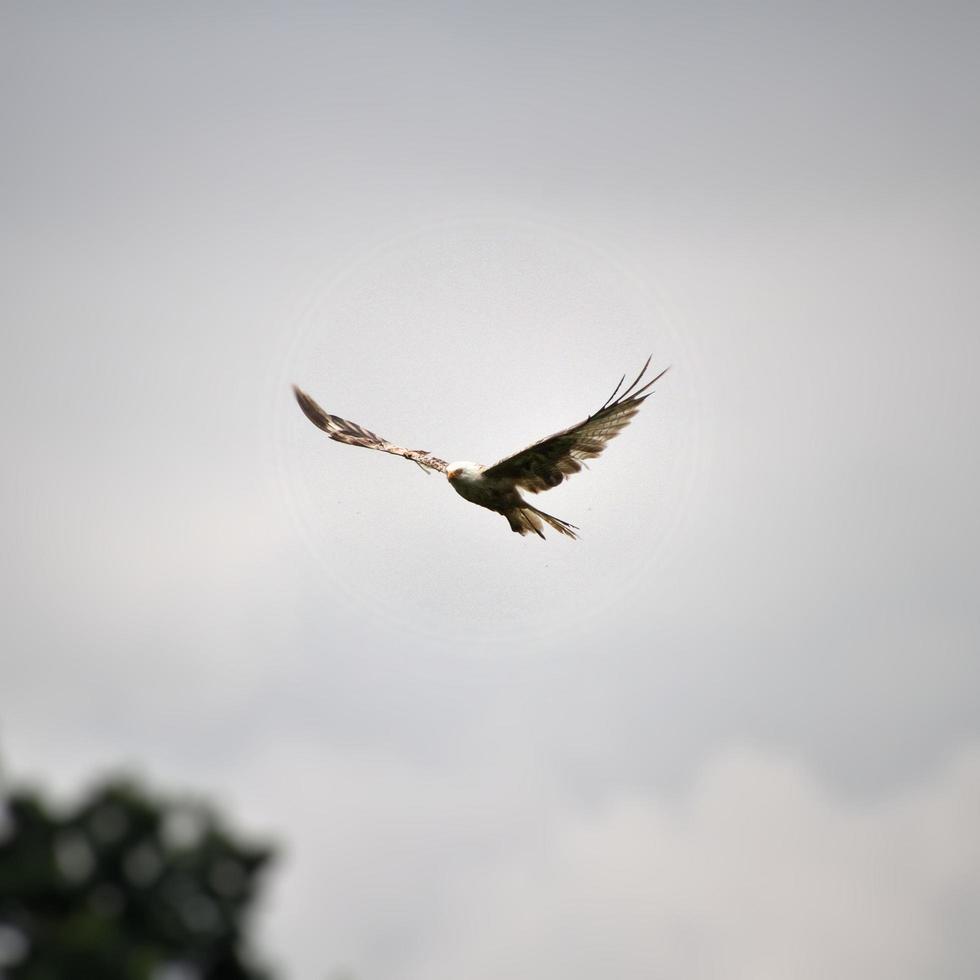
[482,357,668,493]
[292,385,448,473]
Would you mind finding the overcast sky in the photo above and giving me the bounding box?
[3,2,979,978]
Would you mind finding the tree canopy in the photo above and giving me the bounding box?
[0,777,275,979]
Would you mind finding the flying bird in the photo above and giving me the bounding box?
[293,357,668,539]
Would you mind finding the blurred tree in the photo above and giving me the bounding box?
[0,777,275,979]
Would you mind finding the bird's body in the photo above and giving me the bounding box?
[445,462,502,508]
[293,357,668,539]
[444,461,580,538]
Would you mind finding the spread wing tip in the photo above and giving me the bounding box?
[591,358,669,418]
[631,363,671,400]
[292,383,330,430]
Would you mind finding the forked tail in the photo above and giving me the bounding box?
[504,504,579,540]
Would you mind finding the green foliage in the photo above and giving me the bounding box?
[0,778,275,979]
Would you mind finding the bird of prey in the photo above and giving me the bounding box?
[293,357,668,539]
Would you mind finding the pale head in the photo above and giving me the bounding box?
[446,461,482,481]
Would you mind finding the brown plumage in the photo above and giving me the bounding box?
[293,357,668,539]
[292,386,448,474]
[482,356,669,493]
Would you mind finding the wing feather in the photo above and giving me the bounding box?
[292,385,448,473]
[482,358,668,493]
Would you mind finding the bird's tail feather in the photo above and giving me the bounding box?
[504,505,579,540]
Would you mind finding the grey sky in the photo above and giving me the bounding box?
[3,2,979,978]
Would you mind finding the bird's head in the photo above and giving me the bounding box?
[446,461,480,482]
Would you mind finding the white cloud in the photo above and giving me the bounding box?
[231,741,980,980]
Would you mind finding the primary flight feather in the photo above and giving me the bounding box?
[293,357,668,539]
